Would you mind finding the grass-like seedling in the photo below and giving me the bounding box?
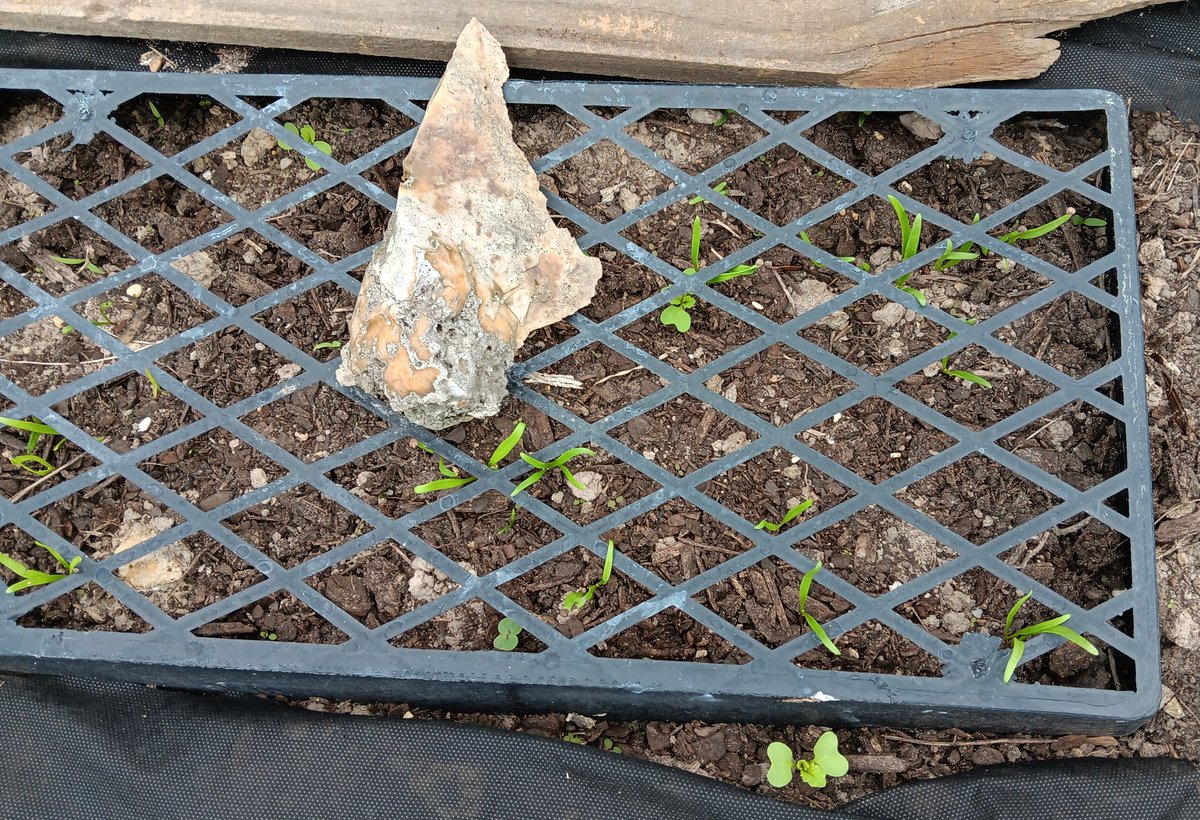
[148,100,165,129]
[998,209,1075,246]
[940,318,992,389]
[713,109,735,127]
[755,498,813,533]
[512,445,594,497]
[312,340,342,352]
[1,416,62,476]
[798,561,840,656]
[799,231,871,272]
[688,181,729,205]
[886,195,928,306]
[1001,591,1098,683]
[143,368,163,399]
[1071,215,1108,228]
[493,617,523,651]
[562,540,615,613]
[49,254,104,277]
[934,214,982,271]
[413,422,527,494]
[661,217,758,333]
[277,122,333,171]
[0,541,81,594]
[766,731,849,789]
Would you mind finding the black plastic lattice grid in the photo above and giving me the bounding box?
[0,72,1156,734]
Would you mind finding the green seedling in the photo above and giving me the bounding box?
[143,368,162,399]
[1,416,62,475]
[998,209,1074,246]
[258,630,278,641]
[312,340,343,352]
[688,181,729,205]
[277,122,333,171]
[0,541,81,594]
[797,562,840,656]
[713,109,735,127]
[933,214,982,271]
[799,231,870,272]
[940,318,992,389]
[493,617,523,651]
[497,504,520,535]
[62,300,115,334]
[661,217,758,332]
[49,255,104,277]
[766,731,849,789]
[563,732,585,744]
[148,100,165,129]
[511,445,594,497]
[1071,215,1107,228]
[755,497,813,533]
[1001,591,1098,683]
[562,540,614,613]
[856,111,872,127]
[601,738,623,754]
[886,195,928,306]
[413,422,526,494]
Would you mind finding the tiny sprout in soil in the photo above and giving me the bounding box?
[564,732,585,744]
[259,630,278,641]
[143,368,162,399]
[934,214,982,272]
[561,540,615,613]
[312,340,342,352]
[766,731,849,789]
[277,122,334,172]
[712,109,735,127]
[798,562,840,656]
[940,318,992,389]
[799,231,870,272]
[601,738,623,753]
[0,541,81,594]
[886,195,929,306]
[147,100,165,129]
[413,422,526,494]
[511,444,593,497]
[687,181,728,205]
[1001,591,1098,683]
[661,216,758,333]
[49,254,104,277]
[493,617,523,651]
[755,497,813,533]
[1,415,64,476]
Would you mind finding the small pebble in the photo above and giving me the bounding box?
[135,417,152,433]
[280,157,293,170]
[125,283,144,299]
[249,468,269,489]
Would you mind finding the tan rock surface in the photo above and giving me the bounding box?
[337,18,600,430]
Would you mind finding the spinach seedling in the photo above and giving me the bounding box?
[997,208,1075,246]
[934,214,982,271]
[562,540,615,613]
[798,561,840,656]
[940,318,992,389]
[799,231,870,272]
[856,111,872,127]
[886,195,928,306]
[713,109,735,127]
[511,445,593,497]
[312,340,342,352]
[49,254,104,277]
[756,498,813,533]
[0,541,81,594]
[688,181,729,205]
[147,100,166,129]
[493,617,523,651]
[277,122,333,172]
[413,422,526,494]
[143,368,163,399]
[1071,215,1107,228]
[1001,591,1098,683]
[766,731,849,789]
[601,738,623,754]
[0,415,62,476]
[661,217,758,333]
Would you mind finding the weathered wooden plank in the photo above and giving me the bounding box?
[0,0,1174,86]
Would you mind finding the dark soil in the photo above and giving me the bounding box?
[4,94,1188,807]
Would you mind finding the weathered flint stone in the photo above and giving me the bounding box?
[337,19,601,430]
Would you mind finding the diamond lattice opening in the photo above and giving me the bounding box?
[999,514,1132,610]
[727,145,853,226]
[499,544,652,638]
[1000,399,1126,491]
[112,94,241,157]
[157,326,292,407]
[192,589,349,644]
[896,155,1045,225]
[797,293,944,377]
[116,532,268,619]
[222,483,372,570]
[138,426,285,507]
[17,131,150,202]
[793,620,942,677]
[0,418,100,502]
[240,382,387,464]
[624,108,767,173]
[527,341,665,422]
[616,296,760,373]
[997,291,1118,380]
[253,281,355,361]
[992,112,1108,174]
[510,105,588,162]
[91,175,232,254]
[412,490,562,576]
[800,112,940,176]
[987,191,1113,274]
[711,245,857,326]
[539,139,673,225]
[520,442,661,527]
[619,200,758,273]
[73,272,217,348]
[715,342,855,426]
[274,98,416,165]
[696,556,853,649]
[0,217,136,297]
[0,168,53,231]
[895,454,1060,546]
[800,397,956,483]
[305,539,459,629]
[32,474,182,558]
[701,446,853,531]
[588,606,751,663]
[324,437,469,520]
[802,505,957,596]
[602,498,756,584]
[272,182,388,262]
[611,395,757,477]
[390,599,547,653]
[0,314,114,395]
[18,581,151,634]
[176,229,314,308]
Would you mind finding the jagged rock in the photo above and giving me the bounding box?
[337,19,601,430]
